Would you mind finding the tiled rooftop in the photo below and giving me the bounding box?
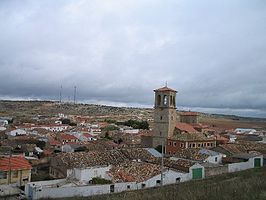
[147,157,196,172]
[180,112,198,116]
[173,148,209,161]
[109,161,161,183]
[175,122,198,133]
[57,150,127,168]
[0,156,32,171]
[171,132,213,141]
[154,86,177,93]
[54,148,156,169]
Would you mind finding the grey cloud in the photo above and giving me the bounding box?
[0,0,266,117]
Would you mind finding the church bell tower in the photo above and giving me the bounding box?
[153,86,177,147]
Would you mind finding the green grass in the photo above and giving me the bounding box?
[50,167,266,200]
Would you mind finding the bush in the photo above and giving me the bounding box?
[120,119,149,130]
[91,177,112,184]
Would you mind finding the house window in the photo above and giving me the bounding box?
[180,143,184,148]
[192,143,196,148]
[156,180,161,186]
[110,185,115,193]
[127,185,130,189]
[12,171,18,178]
[176,177,181,183]
[173,142,176,147]
[141,183,146,188]
[215,157,218,162]
[169,142,172,146]
[198,143,201,147]
[0,171,7,179]
[160,116,163,120]
[22,177,29,182]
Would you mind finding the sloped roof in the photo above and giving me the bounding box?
[109,161,161,183]
[211,144,248,156]
[60,134,77,141]
[148,157,196,172]
[175,122,198,133]
[171,132,212,141]
[0,156,32,171]
[174,148,209,161]
[52,148,155,169]
[154,86,177,93]
[180,112,198,116]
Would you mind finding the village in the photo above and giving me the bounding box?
[0,86,266,200]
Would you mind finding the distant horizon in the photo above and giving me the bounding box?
[1,98,266,119]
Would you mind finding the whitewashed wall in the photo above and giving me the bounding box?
[67,165,112,182]
[228,156,263,173]
[205,154,224,164]
[25,169,190,200]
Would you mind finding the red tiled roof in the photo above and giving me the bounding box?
[0,156,32,171]
[49,139,61,146]
[43,149,53,156]
[139,130,154,136]
[212,134,229,141]
[83,133,94,138]
[176,122,198,133]
[60,134,77,141]
[154,86,177,93]
[180,111,198,116]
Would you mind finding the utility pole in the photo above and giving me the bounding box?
[160,140,164,186]
[8,148,11,185]
[59,85,62,103]
[73,86,77,104]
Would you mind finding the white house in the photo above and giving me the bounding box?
[25,161,195,200]
[8,129,27,136]
[27,124,69,132]
[227,153,263,173]
[0,119,8,126]
[199,149,225,164]
[235,128,257,135]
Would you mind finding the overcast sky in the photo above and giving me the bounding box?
[0,0,266,117]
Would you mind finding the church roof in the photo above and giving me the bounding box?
[154,86,177,93]
[180,111,198,116]
[170,132,213,142]
[175,122,198,133]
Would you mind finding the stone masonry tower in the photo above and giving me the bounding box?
[152,86,177,147]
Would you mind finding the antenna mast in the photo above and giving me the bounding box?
[59,85,62,103]
[74,86,77,104]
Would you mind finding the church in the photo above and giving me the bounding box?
[141,86,216,154]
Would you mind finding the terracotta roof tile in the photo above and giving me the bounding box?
[0,156,32,171]
[154,86,177,93]
[109,161,161,183]
[180,112,198,116]
[175,122,198,133]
